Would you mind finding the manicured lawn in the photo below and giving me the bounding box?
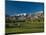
[6,28,44,33]
[6,22,44,33]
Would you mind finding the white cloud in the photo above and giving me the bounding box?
[35,11,43,14]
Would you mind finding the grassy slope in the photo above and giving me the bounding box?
[6,18,44,33]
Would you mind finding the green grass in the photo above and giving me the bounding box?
[6,22,44,33]
[6,18,44,33]
[6,28,44,33]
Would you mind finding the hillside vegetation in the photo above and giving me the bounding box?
[5,16,44,33]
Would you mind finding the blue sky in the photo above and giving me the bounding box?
[5,1,44,16]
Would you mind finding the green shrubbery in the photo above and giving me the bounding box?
[6,17,44,28]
